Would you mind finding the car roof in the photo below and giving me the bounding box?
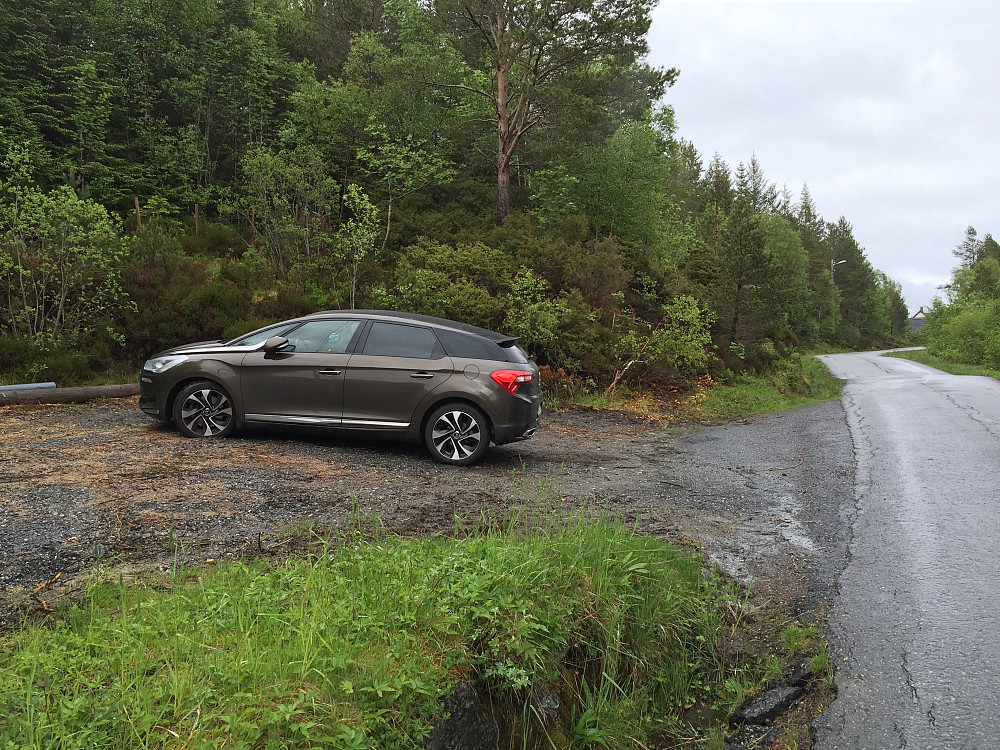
[305,310,518,344]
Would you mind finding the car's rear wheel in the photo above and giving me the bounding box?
[173,380,236,438]
[424,403,490,466]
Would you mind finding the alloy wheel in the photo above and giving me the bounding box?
[429,408,485,463]
[179,388,233,437]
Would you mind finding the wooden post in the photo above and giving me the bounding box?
[195,203,200,236]
[134,196,142,230]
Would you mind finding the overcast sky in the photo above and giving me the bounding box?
[646,0,999,313]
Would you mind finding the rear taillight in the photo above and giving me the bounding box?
[490,369,533,395]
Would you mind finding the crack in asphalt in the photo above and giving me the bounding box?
[901,648,919,702]
[814,350,1000,749]
[934,385,1000,441]
[836,386,868,583]
[894,721,908,749]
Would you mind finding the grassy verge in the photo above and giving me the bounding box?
[1,516,811,748]
[883,348,1000,380]
[556,355,843,423]
[691,356,842,421]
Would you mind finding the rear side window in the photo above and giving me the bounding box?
[502,343,530,364]
[436,329,507,361]
[362,322,442,359]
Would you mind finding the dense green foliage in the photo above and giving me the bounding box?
[921,226,1000,367]
[1,519,745,747]
[0,0,907,387]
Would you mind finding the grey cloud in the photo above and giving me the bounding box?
[649,1,1000,312]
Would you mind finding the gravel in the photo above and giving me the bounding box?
[0,396,853,628]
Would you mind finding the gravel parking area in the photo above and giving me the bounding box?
[0,396,853,629]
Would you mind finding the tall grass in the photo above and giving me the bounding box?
[1,517,730,748]
[557,355,842,423]
[689,355,842,421]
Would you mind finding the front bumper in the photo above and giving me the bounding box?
[139,374,170,420]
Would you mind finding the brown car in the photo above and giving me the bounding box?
[139,310,542,465]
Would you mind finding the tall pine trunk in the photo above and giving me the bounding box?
[496,59,511,225]
[729,283,743,345]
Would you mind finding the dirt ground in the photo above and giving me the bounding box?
[1,396,847,598]
[1,399,678,594]
[0,395,854,744]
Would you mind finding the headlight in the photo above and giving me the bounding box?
[143,355,188,373]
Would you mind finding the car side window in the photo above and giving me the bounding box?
[285,320,361,353]
[229,324,295,347]
[502,343,531,364]
[362,322,441,359]
[436,329,505,361]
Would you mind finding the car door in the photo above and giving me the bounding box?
[239,319,362,425]
[342,321,454,428]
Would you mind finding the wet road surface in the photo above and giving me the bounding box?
[813,351,1000,749]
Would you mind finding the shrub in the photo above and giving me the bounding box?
[0,179,130,347]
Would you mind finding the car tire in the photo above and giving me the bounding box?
[424,403,490,466]
[172,380,236,438]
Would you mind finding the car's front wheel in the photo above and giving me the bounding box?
[173,380,236,438]
[424,403,490,466]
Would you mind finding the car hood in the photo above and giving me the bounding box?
[153,340,231,357]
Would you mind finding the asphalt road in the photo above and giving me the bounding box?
[813,351,1000,750]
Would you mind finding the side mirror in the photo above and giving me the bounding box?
[261,335,291,358]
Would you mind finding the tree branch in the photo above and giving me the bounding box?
[427,81,498,105]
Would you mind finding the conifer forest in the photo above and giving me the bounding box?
[0,0,912,388]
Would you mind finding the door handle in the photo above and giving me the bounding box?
[410,372,435,379]
[318,369,342,376]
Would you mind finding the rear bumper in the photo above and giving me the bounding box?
[492,396,542,445]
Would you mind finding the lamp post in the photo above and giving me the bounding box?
[831,258,846,283]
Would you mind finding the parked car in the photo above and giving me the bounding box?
[139,310,542,465]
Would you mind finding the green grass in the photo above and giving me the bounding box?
[0,517,756,749]
[781,625,822,657]
[551,355,843,424]
[781,624,833,690]
[883,348,1000,380]
[688,356,843,422]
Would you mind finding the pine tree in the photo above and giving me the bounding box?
[716,197,772,345]
[430,0,675,224]
[953,225,984,268]
[736,154,778,215]
[980,233,1000,263]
